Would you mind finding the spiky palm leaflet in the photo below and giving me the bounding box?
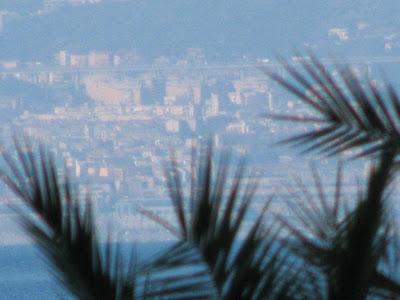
[265,54,400,299]
[144,144,313,299]
[0,140,137,299]
[263,53,400,157]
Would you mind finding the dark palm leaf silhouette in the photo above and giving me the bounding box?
[280,160,400,299]
[264,53,400,299]
[0,139,139,299]
[145,143,314,300]
[263,53,400,157]
[2,139,309,299]
[3,53,400,300]
[0,139,222,300]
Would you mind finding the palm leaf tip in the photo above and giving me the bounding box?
[142,141,314,299]
[263,53,400,158]
[280,160,400,299]
[0,140,136,299]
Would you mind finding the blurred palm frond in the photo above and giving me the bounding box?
[145,142,315,299]
[263,53,400,157]
[0,140,138,299]
[280,158,400,299]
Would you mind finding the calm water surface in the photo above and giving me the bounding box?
[0,242,169,299]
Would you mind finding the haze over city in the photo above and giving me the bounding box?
[0,1,400,299]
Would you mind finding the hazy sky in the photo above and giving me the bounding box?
[0,0,399,60]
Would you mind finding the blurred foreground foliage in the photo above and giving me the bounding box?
[2,55,400,299]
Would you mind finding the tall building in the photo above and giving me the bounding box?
[0,12,4,32]
[57,50,68,67]
[88,52,110,68]
[0,10,13,32]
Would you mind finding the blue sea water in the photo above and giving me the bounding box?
[0,245,67,299]
[0,242,170,299]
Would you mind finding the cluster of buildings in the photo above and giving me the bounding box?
[0,51,372,242]
[0,48,208,75]
[56,50,141,68]
[42,0,102,13]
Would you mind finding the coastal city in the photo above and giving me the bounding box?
[0,47,385,242]
[0,0,399,243]
[1,1,400,299]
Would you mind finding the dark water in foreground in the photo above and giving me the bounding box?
[0,242,170,299]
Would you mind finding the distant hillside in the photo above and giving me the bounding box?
[0,0,399,61]
[0,0,42,15]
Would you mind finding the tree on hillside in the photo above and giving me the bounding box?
[2,54,400,299]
